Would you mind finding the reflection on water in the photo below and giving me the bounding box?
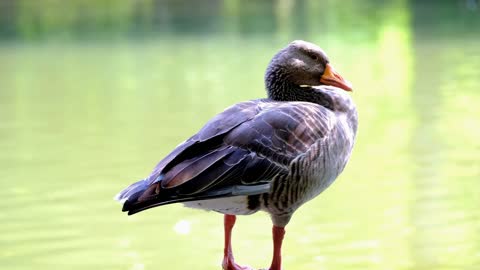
[1,1,479,270]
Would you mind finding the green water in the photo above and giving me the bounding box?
[1,1,480,270]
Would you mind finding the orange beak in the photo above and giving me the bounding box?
[320,63,353,91]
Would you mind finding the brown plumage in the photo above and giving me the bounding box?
[116,40,358,270]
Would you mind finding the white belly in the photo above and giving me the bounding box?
[183,196,257,215]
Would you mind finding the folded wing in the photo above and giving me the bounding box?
[119,100,335,215]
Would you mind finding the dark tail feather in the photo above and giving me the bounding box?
[114,179,149,205]
[115,177,173,214]
[120,183,271,216]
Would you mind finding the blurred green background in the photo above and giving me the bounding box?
[1,0,479,269]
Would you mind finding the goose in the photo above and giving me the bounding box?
[115,40,358,270]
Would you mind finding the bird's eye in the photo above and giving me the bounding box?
[309,54,319,61]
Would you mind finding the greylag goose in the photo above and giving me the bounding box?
[116,40,358,270]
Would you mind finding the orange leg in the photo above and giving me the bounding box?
[269,226,285,270]
[222,215,252,270]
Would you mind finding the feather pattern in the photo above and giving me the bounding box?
[118,89,357,217]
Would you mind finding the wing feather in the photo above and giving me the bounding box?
[120,100,336,214]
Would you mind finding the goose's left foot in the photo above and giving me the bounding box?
[222,215,254,270]
[222,257,253,270]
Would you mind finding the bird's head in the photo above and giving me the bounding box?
[267,40,352,92]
